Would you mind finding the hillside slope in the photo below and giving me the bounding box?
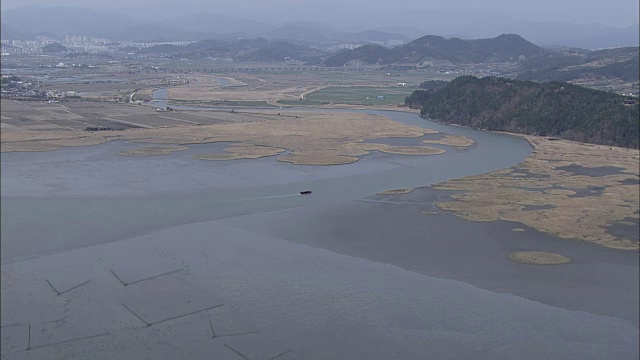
[324,34,544,66]
[518,46,640,83]
[139,38,323,61]
[406,76,639,148]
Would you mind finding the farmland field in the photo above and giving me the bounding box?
[280,86,415,106]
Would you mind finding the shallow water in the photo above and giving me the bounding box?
[1,110,531,262]
[3,108,637,360]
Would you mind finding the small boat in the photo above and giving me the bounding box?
[299,191,312,195]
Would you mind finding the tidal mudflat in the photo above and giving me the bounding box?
[434,136,640,250]
[1,110,637,359]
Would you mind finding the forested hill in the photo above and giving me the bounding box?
[138,38,323,61]
[324,34,543,66]
[405,76,639,148]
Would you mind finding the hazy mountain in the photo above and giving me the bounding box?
[3,6,637,49]
[372,26,425,40]
[515,22,639,49]
[324,34,544,66]
[106,24,215,42]
[0,22,34,40]
[1,6,139,37]
[346,30,409,43]
[264,22,409,46]
[348,10,639,49]
[266,22,337,43]
[323,45,391,66]
[518,46,640,83]
[137,37,323,62]
[413,10,639,49]
[168,13,272,35]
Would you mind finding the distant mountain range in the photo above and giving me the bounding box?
[324,34,545,66]
[518,46,640,83]
[1,6,637,49]
[262,22,409,44]
[323,34,639,85]
[0,7,408,46]
[1,7,138,38]
[169,13,272,35]
[137,38,323,62]
[0,23,34,40]
[512,22,639,50]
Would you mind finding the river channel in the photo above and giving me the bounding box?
[1,106,531,262]
[2,100,637,360]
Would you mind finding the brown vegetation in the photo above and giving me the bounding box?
[1,103,448,165]
[193,145,285,161]
[508,251,572,265]
[378,145,445,155]
[422,135,475,147]
[378,188,413,195]
[434,136,640,250]
[116,145,188,156]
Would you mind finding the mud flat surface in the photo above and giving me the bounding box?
[2,111,638,359]
[220,187,639,326]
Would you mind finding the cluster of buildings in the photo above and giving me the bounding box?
[45,90,80,99]
[0,36,197,56]
[1,36,59,55]
[63,35,111,54]
[0,75,41,99]
[0,74,84,100]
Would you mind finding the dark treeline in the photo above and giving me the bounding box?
[405,76,639,148]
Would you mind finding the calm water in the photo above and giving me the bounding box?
[3,108,638,360]
[1,109,530,262]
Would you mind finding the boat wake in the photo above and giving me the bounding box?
[240,193,302,201]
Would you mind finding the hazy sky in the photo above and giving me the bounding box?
[2,0,639,28]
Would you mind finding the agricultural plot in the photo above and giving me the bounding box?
[286,86,415,106]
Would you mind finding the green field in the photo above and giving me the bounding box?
[279,86,415,106]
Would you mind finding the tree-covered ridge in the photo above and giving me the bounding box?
[418,80,449,90]
[138,38,323,62]
[42,43,68,53]
[324,34,543,66]
[405,76,639,148]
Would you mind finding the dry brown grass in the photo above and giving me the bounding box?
[193,145,285,161]
[167,74,313,103]
[277,153,359,165]
[378,145,446,156]
[434,136,640,250]
[378,188,413,195]
[2,107,449,165]
[423,135,475,147]
[0,130,109,152]
[508,251,571,265]
[116,145,188,156]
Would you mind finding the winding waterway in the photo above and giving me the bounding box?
[2,103,637,360]
[1,108,531,263]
